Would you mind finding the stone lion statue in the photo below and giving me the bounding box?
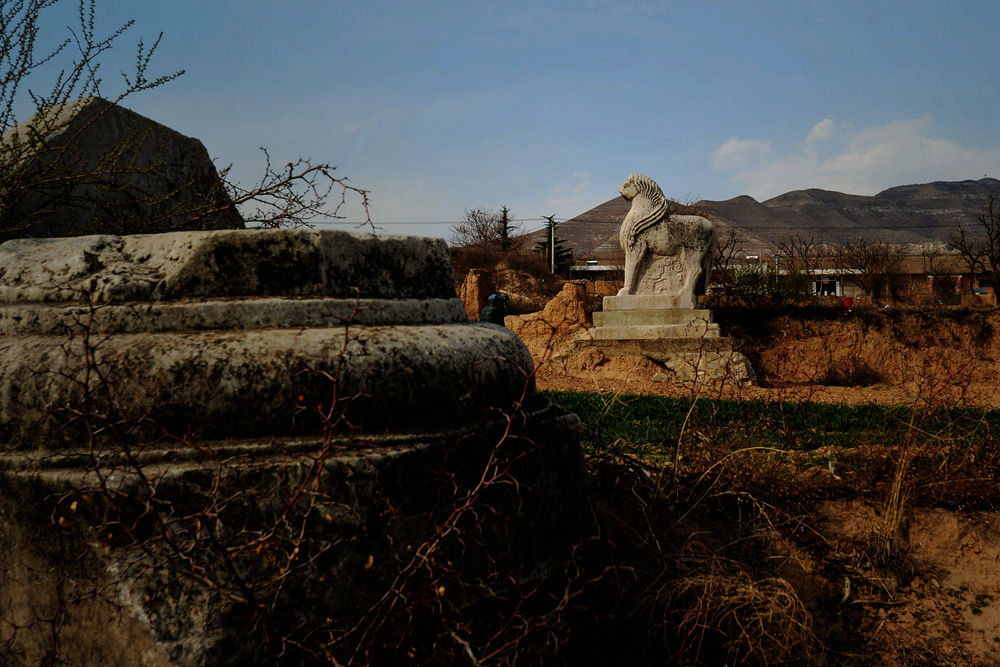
[617,173,718,308]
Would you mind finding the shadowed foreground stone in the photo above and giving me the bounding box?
[0,229,595,665]
[0,97,243,240]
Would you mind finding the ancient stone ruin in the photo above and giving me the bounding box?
[0,229,595,664]
[0,97,244,241]
[588,174,753,385]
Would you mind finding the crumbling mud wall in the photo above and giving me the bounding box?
[717,306,1000,388]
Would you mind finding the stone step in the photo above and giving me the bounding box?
[592,309,714,327]
[590,322,720,340]
[603,295,709,312]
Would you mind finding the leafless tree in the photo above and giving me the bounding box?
[833,237,907,299]
[949,191,1000,291]
[710,226,748,296]
[918,247,961,302]
[771,234,832,299]
[771,234,827,277]
[664,192,711,217]
[714,226,746,274]
[449,205,524,251]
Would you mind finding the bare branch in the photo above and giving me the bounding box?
[450,206,523,250]
[949,191,1000,290]
[193,149,374,232]
[833,237,906,299]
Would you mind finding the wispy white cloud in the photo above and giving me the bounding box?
[709,138,772,171]
[804,118,835,144]
[711,115,1000,199]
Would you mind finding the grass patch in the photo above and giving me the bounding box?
[544,391,1000,467]
[543,389,1000,510]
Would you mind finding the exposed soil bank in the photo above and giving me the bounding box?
[528,303,1000,409]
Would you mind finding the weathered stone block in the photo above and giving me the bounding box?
[0,98,243,239]
[591,298,720,340]
[590,322,720,340]
[0,229,596,664]
[601,295,710,312]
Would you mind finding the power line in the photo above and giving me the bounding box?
[325,216,984,233]
[558,217,980,231]
[316,216,560,227]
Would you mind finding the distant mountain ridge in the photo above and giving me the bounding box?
[543,177,1000,259]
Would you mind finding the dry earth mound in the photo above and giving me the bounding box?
[457,266,566,320]
[505,281,598,361]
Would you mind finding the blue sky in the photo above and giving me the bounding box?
[23,0,1000,238]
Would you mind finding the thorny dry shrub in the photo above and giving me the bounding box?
[507,291,1000,663]
[654,565,820,666]
[564,361,1000,665]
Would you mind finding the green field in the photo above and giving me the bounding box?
[545,389,1000,457]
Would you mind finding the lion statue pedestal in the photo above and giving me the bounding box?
[585,174,754,386]
[592,295,719,340]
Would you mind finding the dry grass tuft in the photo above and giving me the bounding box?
[652,565,822,666]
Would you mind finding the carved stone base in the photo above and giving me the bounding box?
[586,296,754,386]
[0,229,597,664]
[0,395,594,665]
[591,296,719,340]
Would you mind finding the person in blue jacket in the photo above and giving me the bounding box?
[479,293,509,326]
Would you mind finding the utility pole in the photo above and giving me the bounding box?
[543,215,557,273]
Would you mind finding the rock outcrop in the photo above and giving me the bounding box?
[458,268,493,320]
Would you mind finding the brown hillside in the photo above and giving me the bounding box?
[700,177,1000,248]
